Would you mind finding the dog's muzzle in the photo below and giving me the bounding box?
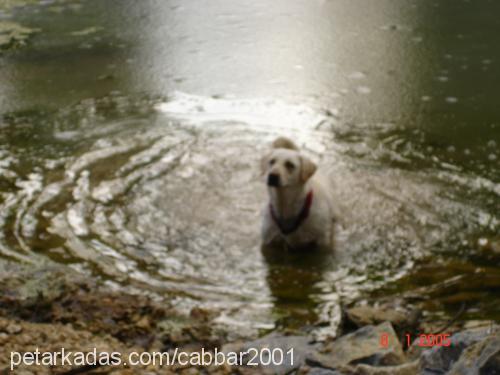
[267,173,280,187]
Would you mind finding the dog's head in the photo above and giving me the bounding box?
[261,137,317,188]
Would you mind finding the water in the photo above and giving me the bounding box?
[0,0,499,337]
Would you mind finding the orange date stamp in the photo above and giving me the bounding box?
[406,333,451,348]
[379,332,452,348]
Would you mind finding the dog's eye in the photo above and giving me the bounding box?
[285,161,295,170]
[269,159,276,165]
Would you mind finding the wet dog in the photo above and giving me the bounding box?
[261,137,336,250]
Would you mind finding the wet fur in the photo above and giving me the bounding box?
[261,137,336,250]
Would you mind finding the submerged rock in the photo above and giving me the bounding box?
[344,302,421,337]
[0,21,40,50]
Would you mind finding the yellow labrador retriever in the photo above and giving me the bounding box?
[261,137,336,250]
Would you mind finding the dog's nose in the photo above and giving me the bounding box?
[267,173,280,187]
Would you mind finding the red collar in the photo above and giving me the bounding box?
[269,190,314,235]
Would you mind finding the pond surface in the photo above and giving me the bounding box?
[0,0,499,337]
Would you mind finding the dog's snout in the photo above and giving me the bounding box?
[267,173,280,187]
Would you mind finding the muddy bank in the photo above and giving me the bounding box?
[1,264,498,374]
[0,263,230,374]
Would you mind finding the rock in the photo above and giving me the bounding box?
[6,323,22,334]
[419,326,498,374]
[346,306,405,326]
[344,302,421,337]
[406,337,428,361]
[448,331,500,374]
[308,322,405,369]
[222,335,311,375]
[354,360,419,375]
[307,368,345,375]
[136,316,151,329]
[462,320,497,331]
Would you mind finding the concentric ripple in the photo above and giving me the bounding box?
[0,92,498,336]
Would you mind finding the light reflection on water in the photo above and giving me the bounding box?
[0,0,499,335]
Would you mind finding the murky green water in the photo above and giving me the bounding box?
[0,0,498,336]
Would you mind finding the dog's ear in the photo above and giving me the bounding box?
[300,155,317,182]
[272,137,298,150]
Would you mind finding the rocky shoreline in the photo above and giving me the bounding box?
[1,263,498,374]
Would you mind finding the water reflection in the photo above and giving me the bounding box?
[121,0,422,120]
[0,0,498,334]
[262,243,338,331]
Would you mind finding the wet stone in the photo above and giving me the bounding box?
[419,326,498,374]
[447,331,500,374]
[222,335,311,375]
[307,322,406,369]
[354,360,419,375]
[305,368,344,375]
[343,302,421,337]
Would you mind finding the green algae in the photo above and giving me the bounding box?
[0,20,40,50]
